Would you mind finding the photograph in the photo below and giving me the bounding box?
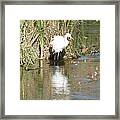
[1,0,118,118]
[20,20,100,100]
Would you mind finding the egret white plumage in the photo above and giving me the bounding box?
[50,33,72,53]
[49,33,72,61]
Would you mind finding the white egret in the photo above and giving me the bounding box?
[50,33,72,52]
[50,33,72,61]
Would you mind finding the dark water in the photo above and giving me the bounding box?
[20,57,100,100]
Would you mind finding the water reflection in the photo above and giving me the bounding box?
[51,66,70,100]
[20,58,100,100]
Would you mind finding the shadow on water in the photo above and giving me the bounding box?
[20,57,100,100]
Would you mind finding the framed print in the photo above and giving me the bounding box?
[0,0,119,119]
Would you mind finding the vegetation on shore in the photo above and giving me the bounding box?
[20,20,100,68]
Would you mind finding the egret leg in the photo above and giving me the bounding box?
[57,52,59,61]
[54,53,56,61]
